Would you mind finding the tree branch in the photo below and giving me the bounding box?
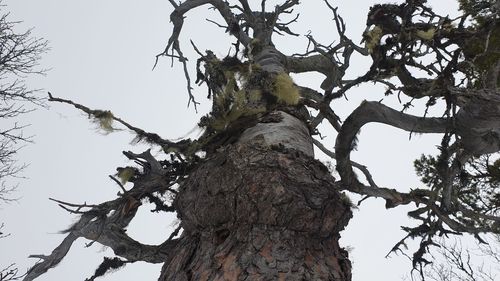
[313,138,379,188]
[335,101,450,206]
[47,92,193,153]
[24,146,183,280]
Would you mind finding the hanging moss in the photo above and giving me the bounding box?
[340,192,358,210]
[210,89,266,132]
[415,27,435,41]
[249,63,261,73]
[248,38,263,57]
[117,167,135,184]
[92,110,114,132]
[184,140,203,157]
[249,89,262,102]
[272,72,300,105]
[364,25,383,53]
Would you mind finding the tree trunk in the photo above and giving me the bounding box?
[159,112,353,280]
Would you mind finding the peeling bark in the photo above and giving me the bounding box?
[239,111,314,157]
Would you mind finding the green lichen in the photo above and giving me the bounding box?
[248,38,263,57]
[272,72,300,105]
[210,89,266,131]
[117,167,135,184]
[364,25,383,53]
[415,27,436,41]
[184,140,203,156]
[92,110,114,132]
[249,89,262,102]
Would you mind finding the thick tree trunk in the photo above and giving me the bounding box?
[159,113,352,280]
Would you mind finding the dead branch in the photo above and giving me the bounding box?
[47,92,193,153]
[312,138,379,188]
[24,145,186,281]
[154,0,252,109]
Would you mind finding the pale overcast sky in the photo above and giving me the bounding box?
[0,1,480,281]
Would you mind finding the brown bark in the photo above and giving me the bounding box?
[159,139,352,280]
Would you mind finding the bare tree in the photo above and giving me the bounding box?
[23,0,499,280]
[0,0,47,201]
[422,236,500,281]
[0,1,48,281]
[0,263,23,281]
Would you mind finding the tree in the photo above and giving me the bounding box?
[0,0,47,210]
[0,1,47,281]
[23,0,499,280]
[0,0,47,198]
[423,235,500,281]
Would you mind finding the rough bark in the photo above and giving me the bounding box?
[158,117,352,280]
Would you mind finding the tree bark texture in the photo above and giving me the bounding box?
[159,117,353,280]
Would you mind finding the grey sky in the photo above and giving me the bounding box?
[0,1,477,281]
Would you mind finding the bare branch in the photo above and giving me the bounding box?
[0,263,25,281]
[24,147,183,280]
[47,92,193,153]
[335,101,451,205]
[313,138,379,188]
[0,3,48,192]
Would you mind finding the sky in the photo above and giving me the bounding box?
[0,1,483,281]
